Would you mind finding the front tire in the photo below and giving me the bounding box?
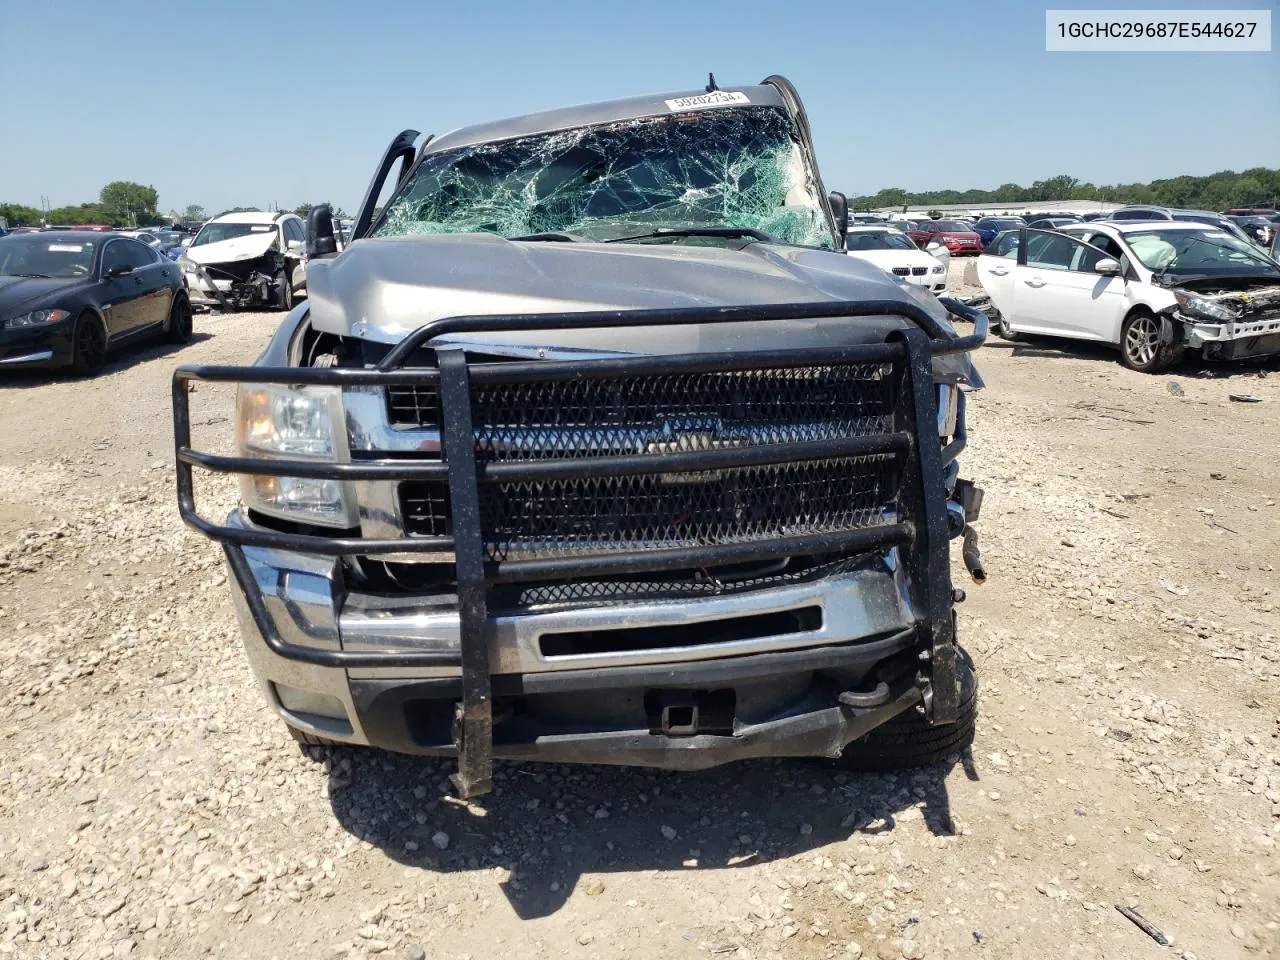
[837,650,978,771]
[992,309,1022,342]
[1120,310,1183,373]
[71,312,107,376]
[164,294,192,344]
[276,270,295,311]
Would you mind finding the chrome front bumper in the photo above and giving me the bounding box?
[224,511,921,748]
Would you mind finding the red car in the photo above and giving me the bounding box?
[907,219,983,256]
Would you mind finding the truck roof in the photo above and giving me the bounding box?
[423,84,788,155]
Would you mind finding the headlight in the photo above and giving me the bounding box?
[235,384,356,528]
[1173,289,1243,323]
[937,383,959,438]
[180,259,199,274]
[931,264,946,274]
[4,308,70,329]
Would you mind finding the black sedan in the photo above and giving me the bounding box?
[0,231,191,375]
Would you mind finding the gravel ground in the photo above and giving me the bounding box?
[1,270,1278,960]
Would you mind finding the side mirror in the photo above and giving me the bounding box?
[181,236,193,247]
[827,191,848,246]
[1093,258,1121,275]
[306,203,338,258]
[106,264,134,278]
[926,240,945,252]
[286,239,304,253]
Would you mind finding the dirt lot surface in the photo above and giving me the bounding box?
[2,273,1278,960]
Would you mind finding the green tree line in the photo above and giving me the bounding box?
[0,189,351,228]
[1,181,168,228]
[848,168,1280,212]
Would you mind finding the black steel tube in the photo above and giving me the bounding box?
[940,390,968,467]
[466,342,904,385]
[891,327,960,723]
[479,433,909,483]
[961,527,986,585]
[176,365,442,387]
[437,349,495,798]
[183,511,453,556]
[222,545,461,668]
[172,371,197,521]
[487,524,912,584]
[934,298,989,354]
[379,299,955,369]
[178,448,448,481]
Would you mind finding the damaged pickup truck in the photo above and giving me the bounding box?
[179,211,308,311]
[172,76,989,798]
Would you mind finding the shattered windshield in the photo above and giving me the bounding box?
[193,222,275,246]
[1127,229,1280,276]
[373,107,834,248]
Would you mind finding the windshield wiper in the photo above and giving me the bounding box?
[13,272,53,279]
[605,227,776,244]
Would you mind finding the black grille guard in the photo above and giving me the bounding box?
[173,297,987,797]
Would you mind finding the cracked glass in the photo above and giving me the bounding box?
[372,106,834,249]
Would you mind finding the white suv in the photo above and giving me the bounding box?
[179,211,308,311]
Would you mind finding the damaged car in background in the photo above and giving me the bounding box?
[978,221,1280,372]
[172,75,988,799]
[179,211,308,311]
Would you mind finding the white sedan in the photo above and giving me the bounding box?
[844,226,948,294]
[976,221,1280,372]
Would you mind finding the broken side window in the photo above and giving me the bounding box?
[373,107,834,249]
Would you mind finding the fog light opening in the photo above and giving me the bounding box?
[273,683,354,736]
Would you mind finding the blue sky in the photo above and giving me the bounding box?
[3,0,1276,214]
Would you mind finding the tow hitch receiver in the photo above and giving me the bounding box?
[646,690,736,736]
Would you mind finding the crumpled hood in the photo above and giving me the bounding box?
[303,234,981,385]
[183,231,278,265]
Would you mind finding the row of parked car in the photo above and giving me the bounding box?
[0,207,369,373]
[0,213,314,374]
[851,206,1279,254]
[838,205,1280,376]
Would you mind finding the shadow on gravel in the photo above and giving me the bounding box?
[322,750,975,919]
[982,336,1117,364]
[984,334,1279,377]
[0,332,212,389]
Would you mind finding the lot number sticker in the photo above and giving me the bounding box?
[664,91,750,112]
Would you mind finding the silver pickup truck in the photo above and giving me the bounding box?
[173,76,988,798]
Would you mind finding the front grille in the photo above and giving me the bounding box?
[911,266,927,276]
[397,362,902,564]
[387,384,441,427]
[468,363,893,460]
[490,555,867,609]
[892,267,910,276]
[399,479,450,537]
[478,455,896,562]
